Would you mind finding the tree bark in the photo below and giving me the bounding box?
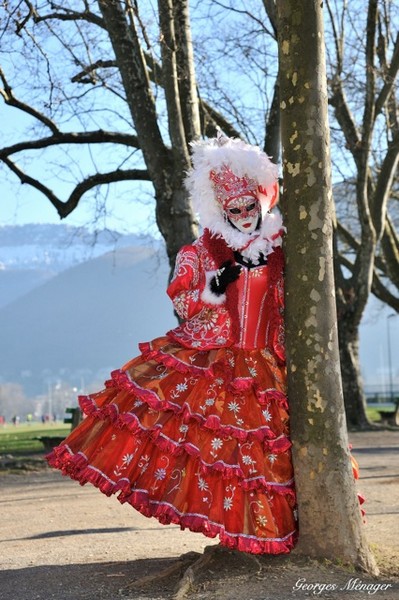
[97,0,197,271]
[338,320,370,430]
[277,1,377,571]
[173,0,201,142]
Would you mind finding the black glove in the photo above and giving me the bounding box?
[210,260,242,296]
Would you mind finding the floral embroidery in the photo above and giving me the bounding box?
[251,499,268,531]
[189,289,200,302]
[201,308,219,330]
[178,423,189,443]
[250,269,263,278]
[196,472,213,505]
[242,454,254,465]
[155,468,167,480]
[150,456,170,493]
[262,407,272,422]
[223,497,233,510]
[176,382,188,393]
[113,449,138,477]
[240,441,257,474]
[228,400,240,414]
[211,438,223,450]
[138,454,150,474]
[268,454,277,464]
[200,380,221,413]
[170,376,198,400]
[223,484,236,511]
[245,357,258,378]
[198,476,209,491]
[210,437,223,459]
[167,468,184,496]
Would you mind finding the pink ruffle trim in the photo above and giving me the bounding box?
[46,444,297,555]
[93,368,291,452]
[139,341,289,411]
[78,394,294,496]
[139,341,214,378]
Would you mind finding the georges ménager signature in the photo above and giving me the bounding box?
[293,577,394,596]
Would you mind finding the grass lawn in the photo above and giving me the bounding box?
[0,423,70,455]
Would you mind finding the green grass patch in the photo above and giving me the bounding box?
[0,423,70,455]
[366,407,395,423]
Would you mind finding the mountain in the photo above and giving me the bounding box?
[0,223,156,308]
[0,243,175,396]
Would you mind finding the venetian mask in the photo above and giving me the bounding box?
[225,196,261,233]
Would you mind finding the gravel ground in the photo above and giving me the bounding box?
[0,430,398,600]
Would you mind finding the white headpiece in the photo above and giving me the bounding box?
[185,133,283,259]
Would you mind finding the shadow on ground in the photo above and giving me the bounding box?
[2,556,184,600]
[3,548,399,600]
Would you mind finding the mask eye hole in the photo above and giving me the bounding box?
[246,203,256,211]
[229,207,241,215]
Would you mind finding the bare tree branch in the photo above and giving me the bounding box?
[2,154,150,218]
[157,0,190,167]
[262,0,277,38]
[1,155,66,214]
[380,213,399,289]
[374,32,399,119]
[0,131,140,158]
[173,0,201,142]
[21,0,105,29]
[63,168,151,217]
[371,132,399,238]
[0,67,59,134]
[71,60,117,84]
[329,85,362,163]
[371,270,399,311]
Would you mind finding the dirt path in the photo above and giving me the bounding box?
[1,430,398,600]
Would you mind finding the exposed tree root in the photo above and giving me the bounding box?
[121,551,201,591]
[174,544,264,600]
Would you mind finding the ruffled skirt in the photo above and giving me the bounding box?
[47,336,298,554]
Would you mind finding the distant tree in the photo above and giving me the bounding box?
[0,382,28,421]
[325,0,399,428]
[278,0,377,571]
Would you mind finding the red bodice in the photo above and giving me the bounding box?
[166,231,285,363]
[234,265,271,349]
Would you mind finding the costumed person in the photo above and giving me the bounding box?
[47,134,298,554]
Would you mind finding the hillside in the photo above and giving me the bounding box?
[0,245,174,395]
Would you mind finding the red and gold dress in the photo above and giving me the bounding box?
[47,229,298,555]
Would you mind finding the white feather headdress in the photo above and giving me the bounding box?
[185,133,283,258]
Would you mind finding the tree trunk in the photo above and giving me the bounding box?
[338,318,370,430]
[277,1,377,572]
[98,0,197,272]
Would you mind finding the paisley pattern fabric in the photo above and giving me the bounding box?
[47,231,298,554]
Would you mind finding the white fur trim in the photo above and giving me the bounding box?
[201,271,226,305]
[205,210,285,262]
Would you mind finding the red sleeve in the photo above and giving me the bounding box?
[167,245,205,320]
